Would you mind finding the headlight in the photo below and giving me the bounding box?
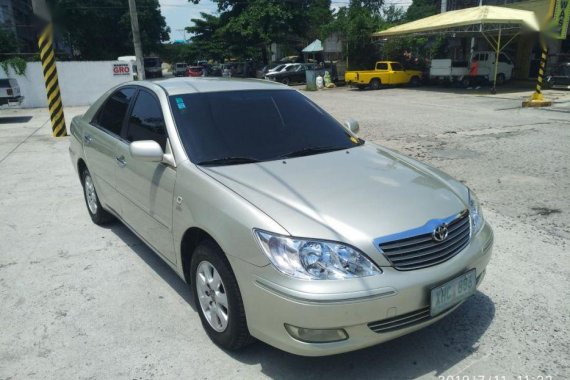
[468,190,484,234]
[254,230,382,280]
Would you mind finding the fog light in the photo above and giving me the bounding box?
[284,324,348,343]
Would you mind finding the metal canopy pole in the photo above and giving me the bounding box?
[491,25,502,94]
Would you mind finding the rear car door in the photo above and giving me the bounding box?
[114,89,177,263]
[84,87,136,215]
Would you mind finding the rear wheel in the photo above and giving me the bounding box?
[281,77,290,86]
[81,167,114,225]
[496,73,505,86]
[410,76,421,87]
[191,240,254,350]
[369,78,381,90]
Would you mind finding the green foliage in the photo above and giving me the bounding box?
[405,0,438,22]
[186,0,332,62]
[0,57,27,76]
[0,29,19,56]
[48,0,170,60]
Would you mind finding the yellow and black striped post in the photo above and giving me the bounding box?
[38,24,67,137]
[523,39,552,107]
[532,44,548,101]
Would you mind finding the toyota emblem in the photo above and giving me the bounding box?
[432,224,449,242]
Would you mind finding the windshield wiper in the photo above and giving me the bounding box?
[197,157,261,166]
[279,146,347,159]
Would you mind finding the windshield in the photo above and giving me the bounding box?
[144,58,160,67]
[169,90,362,165]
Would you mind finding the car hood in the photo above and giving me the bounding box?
[201,143,467,257]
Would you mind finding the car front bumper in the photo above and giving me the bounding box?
[229,222,494,356]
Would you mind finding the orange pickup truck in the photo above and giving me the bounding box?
[345,61,422,90]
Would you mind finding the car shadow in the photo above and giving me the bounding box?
[107,222,197,312]
[0,116,33,124]
[106,221,495,379]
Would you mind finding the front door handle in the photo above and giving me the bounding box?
[115,155,127,168]
[84,135,93,145]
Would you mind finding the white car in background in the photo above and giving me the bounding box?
[0,79,24,108]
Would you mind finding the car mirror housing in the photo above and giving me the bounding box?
[344,118,360,134]
[130,140,164,162]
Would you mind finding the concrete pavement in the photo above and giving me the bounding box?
[0,87,568,379]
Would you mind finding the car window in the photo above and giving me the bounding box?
[499,54,511,63]
[0,79,11,88]
[126,90,167,150]
[285,65,298,72]
[95,88,136,135]
[376,63,388,70]
[169,90,362,165]
[391,63,404,71]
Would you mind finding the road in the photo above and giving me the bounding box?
[0,86,568,379]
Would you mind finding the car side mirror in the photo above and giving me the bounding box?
[344,118,360,134]
[130,140,164,162]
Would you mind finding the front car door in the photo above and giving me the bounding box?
[84,88,136,215]
[389,62,407,84]
[114,88,177,263]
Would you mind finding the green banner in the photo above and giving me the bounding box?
[551,0,570,39]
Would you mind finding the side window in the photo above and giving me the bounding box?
[391,63,404,71]
[96,88,135,135]
[126,91,167,150]
[376,63,388,70]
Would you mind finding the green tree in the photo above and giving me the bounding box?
[186,0,333,62]
[48,0,170,60]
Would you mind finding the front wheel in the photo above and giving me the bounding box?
[281,77,290,86]
[191,240,254,350]
[81,167,114,225]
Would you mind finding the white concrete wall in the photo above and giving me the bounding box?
[0,61,133,108]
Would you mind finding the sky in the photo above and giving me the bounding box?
[159,0,413,42]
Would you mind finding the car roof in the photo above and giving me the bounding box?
[152,77,291,95]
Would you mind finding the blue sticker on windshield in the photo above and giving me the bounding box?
[175,97,186,110]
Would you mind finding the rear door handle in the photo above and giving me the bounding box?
[115,155,127,167]
[84,135,93,145]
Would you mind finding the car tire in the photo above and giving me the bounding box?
[281,78,290,86]
[496,73,505,86]
[410,76,421,87]
[369,78,381,90]
[191,240,254,351]
[81,167,114,225]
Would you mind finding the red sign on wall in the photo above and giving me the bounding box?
[113,63,131,76]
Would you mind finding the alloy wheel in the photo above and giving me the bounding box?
[196,261,229,332]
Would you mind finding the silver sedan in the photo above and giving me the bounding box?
[68,78,493,356]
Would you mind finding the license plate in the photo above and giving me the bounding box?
[430,270,476,317]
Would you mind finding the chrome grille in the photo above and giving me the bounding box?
[379,210,470,270]
[368,306,431,333]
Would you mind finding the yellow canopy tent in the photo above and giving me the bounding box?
[372,6,541,92]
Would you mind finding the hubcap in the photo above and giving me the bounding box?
[196,261,229,332]
[84,175,98,215]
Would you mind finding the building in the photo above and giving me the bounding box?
[440,0,569,79]
[0,0,36,54]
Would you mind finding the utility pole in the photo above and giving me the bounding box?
[128,0,145,80]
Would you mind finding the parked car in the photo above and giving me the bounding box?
[69,78,493,356]
[545,62,570,90]
[429,51,514,86]
[345,61,423,90]
[144,57,162,78]
[265,63,308,85]
[186,66,204,77]
[173,63,187,77]
[0,78,24,108]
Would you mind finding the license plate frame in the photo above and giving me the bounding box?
[430,269,476,317]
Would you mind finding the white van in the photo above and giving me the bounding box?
[0,79,24,108]
[430,51,515,85]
